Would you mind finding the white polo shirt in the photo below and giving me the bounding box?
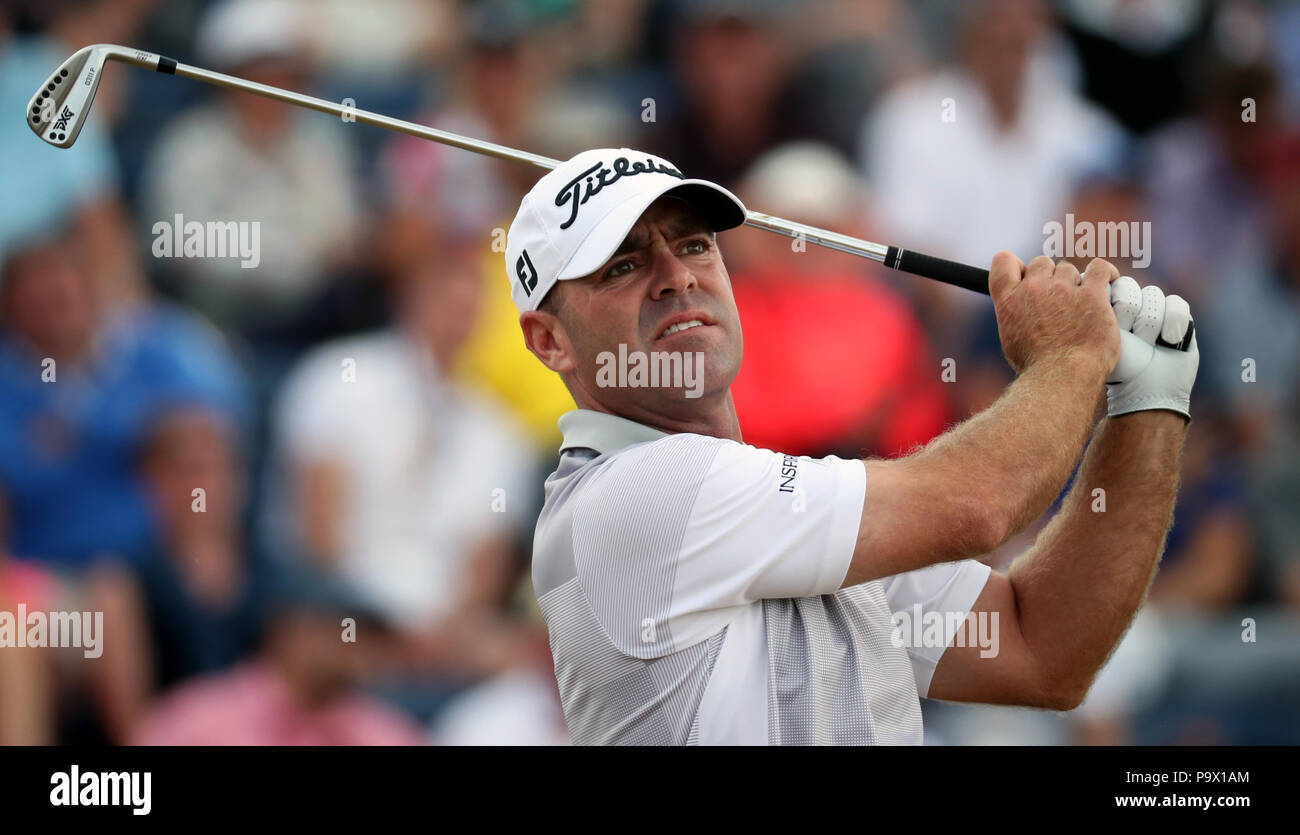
[533,409,991,745]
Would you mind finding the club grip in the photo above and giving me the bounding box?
[885,246,1195,353]
[885,246,991,295]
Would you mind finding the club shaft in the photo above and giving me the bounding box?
[742,211,889,262]
[112,48,991,295]
[170,60,561,169]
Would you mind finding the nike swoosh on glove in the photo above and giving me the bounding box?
[1105,275,1199,420]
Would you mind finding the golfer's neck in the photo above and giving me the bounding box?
[581,391,744,444]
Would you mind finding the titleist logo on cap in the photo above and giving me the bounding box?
[555,156,685,230]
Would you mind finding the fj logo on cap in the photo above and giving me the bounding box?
[516,250,539,297]
[555,156,685,230]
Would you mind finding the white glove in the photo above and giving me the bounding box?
[1105,276,1199,419]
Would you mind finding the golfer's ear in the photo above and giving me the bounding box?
[520,311,576,374]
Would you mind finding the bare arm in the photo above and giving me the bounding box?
[294,459,347,567]
[848,355,1103,584]
[0,571,55,745]
[844,254,1120,585]
[83,563,156,743]
[927,410,1187,708]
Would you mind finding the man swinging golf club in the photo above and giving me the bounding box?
[512,147,1197,746]
[24,39,1197,745]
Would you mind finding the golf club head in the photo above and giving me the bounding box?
[26,44,118,149]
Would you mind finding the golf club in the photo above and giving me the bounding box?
[24,42,1192,350]
[27,44,992,292]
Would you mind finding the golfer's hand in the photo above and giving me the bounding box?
[1105,276,1199,419]
[990,253,1120,379]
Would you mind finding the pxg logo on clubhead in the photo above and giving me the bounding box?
[27,44,120,148]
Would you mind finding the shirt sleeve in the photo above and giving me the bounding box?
[571,434,865,658]
[882,560,993,697]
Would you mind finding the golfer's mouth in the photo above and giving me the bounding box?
[654,312,715,342]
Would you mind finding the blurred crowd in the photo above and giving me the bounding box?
[0,0,1297,745]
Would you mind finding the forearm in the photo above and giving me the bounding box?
[919,353,1103,539]
[854,353,1105,583]
[297,459,345,565]
[1008,411,1187,701]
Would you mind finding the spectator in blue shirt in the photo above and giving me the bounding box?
[0,228,247,568]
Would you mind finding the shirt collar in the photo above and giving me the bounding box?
[557,409,669,455]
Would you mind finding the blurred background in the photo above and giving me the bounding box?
[1,0,1298,745]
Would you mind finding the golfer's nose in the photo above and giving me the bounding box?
[649,246,697,300]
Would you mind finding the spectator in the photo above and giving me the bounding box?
[1198,130,1300,452]
[0,230,245,568]
[1055,0,1211,136]
[444,85,639,454]
[860,0,1128,350]
[131,569,424,746]
[86,406,273,742]
[1144,53,1285,300]
[376,0,553,242]
[863,0,1128,265]
[1208,130,1300,608]
[1148,417,1255,612]
[650,0,796,188]
[770,0,927,158]
[375,1,579,452]
[300,0,456,84]
[727,143,949,459]
[139,0,363,340]
[268,219,548,722]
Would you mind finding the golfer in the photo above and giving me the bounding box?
[507,147,1198,745]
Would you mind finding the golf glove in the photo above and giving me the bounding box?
[1105,276,1199,420]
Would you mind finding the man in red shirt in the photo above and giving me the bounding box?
[728,143,949,458]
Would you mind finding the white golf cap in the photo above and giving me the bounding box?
[505,148,747,313]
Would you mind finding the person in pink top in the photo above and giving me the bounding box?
[132,572,424,746]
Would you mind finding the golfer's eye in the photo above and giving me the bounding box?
[604,259,636,279]
[681,238,710,256]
